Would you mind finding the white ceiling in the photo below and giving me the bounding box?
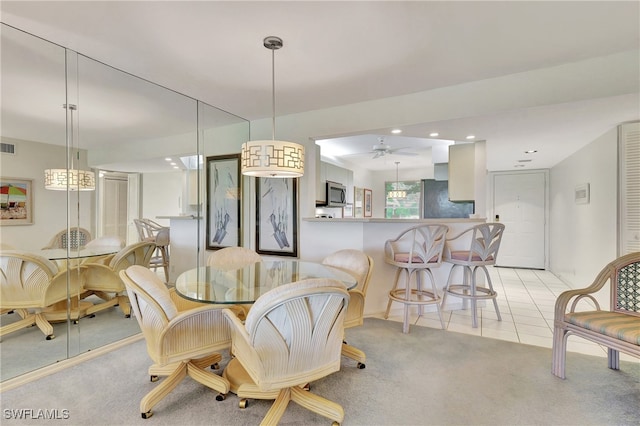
[1,1,639,172]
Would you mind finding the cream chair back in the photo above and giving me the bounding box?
[207,246,261,270]
[322,249,373,294]
[241,278,349,390]
[385,224,449,268]
[109,241,156,271]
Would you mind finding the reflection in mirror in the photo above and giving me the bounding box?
[1,24,72,381]
[1,24,249,383]
[74,53,199,354]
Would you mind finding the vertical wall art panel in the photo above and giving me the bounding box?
[256,177,298,257]
[206,154,241,250]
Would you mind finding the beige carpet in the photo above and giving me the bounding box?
[1,318,638,425]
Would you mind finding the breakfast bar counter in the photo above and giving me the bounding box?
[300,217,487,318]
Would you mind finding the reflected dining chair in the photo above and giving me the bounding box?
[222,278,349,425]
[83,241,155,317]
[119,265,231,419]
[207,247,262,321]
[384,224,449,333]
[0,250,85,340]
[322,249,373,368]
[41,227,92,250]
[441,222,505,328]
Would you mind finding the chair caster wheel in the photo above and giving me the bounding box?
[150,375,158,382]
[46,334,55,340]
[215,393,226,401]
[357,362,366,369]
[89,314,96,318]
[239,399,248,408]
[331,422,340,426]
[211,363,220,370]
[125,314,131,318]
[73,320,79,325]
[141,411,153,419]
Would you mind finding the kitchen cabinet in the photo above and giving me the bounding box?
[316,157,353,205]
[448,143,475,201]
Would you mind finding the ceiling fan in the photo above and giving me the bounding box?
[368,137,418,159]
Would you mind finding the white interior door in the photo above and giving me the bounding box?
[492,171,547,269]
[100,174,128,241]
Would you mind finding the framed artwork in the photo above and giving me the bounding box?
[256,177,298,257]
[343,202,353,218]
[364,188,372,217]
[206,154,241,250]
[354,187,364,218]
[0,177,33,226]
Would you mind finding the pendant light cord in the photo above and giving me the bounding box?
[271,46,276,141]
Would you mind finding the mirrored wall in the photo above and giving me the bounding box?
[0,24,249,382]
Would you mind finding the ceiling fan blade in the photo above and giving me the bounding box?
[392,151,419,156]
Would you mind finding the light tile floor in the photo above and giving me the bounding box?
[374,266,638,363]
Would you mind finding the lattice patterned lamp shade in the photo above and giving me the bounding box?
[241,140,304,178]
[388,189,407,198]
[44,168,96,191]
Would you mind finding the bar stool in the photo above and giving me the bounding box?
[384,224,449,333]
[441,223,505,328]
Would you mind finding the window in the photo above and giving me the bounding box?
[385,180,421,218]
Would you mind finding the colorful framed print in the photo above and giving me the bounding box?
[0,177,33,225]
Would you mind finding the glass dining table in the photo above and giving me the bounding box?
[174,259,357,397]
[39,246,121,322]
[174,259,357,305]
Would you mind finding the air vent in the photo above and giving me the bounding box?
[518,159,532,163]
[0,142,16,155]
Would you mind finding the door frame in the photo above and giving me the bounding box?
[488,169,550,270]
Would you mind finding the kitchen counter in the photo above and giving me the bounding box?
[303,217,486,223]
[300,217,487,317]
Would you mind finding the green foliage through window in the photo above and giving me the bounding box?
[385,180,421,218]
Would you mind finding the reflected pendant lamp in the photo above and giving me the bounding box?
[241,36,304,178]
[388,162,406,199]
[44,104,96,191]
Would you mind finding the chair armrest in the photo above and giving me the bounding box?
[223,308,262,381]
[46,265,86,305]
[345,289,365,327]
[159,305,231,360]
[553,265,612,323]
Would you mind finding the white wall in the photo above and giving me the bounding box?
[0,139,94,250]
[141,171,182,227]
[549,128,618,289]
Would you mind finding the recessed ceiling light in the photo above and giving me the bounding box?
[170,162,176,166]
[391,129,402,134]
[466,135,475,140]
[165,157,172,161]
[524,150,538,154]
[429,132,439,137]
[173,166,179,169]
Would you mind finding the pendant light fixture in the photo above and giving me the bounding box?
[241,36,304,178]
[44,104,96,191]
[388,161,407,199]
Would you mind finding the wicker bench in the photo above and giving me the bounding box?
[551,252,640,379]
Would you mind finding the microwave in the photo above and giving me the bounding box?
[326,181,346,207]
